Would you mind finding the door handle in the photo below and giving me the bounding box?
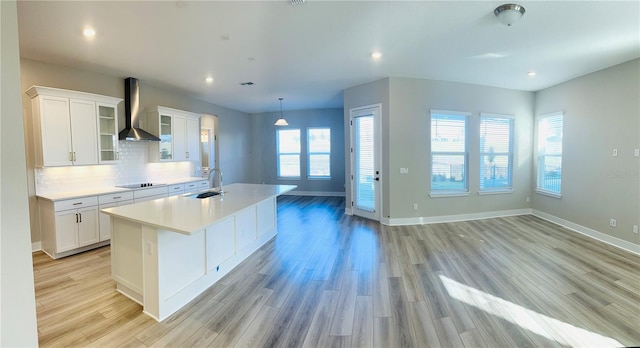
[375,177,379,181]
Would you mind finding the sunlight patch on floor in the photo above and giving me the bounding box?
[439,275,622,347]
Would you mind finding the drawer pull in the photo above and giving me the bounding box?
[73,202,83,206]
[113,196,121,199]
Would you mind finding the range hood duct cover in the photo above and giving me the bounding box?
[119,77,161,141]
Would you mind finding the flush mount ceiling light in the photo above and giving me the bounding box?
[527,71,537,77]
[205,76,213,84]
[371,51,382,60]
[274,98,289,126]
[494,4,526,26]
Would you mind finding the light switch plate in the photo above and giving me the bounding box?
[400,168,409,174]
[635,149,639,157]
[613,148,618,157]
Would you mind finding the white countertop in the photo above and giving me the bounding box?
[101,183,296,235]
[36,177,208,201]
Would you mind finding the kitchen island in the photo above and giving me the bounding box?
[101,183,296,321]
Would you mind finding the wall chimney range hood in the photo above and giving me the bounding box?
[119,77,161,141]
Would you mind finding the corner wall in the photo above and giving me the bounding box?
[1,1,39,345]
[534,59,640,246]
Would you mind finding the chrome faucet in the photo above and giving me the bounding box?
[208,168,223,193]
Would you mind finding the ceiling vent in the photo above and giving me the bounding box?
[240,82,255,86]
[289,0,305,4]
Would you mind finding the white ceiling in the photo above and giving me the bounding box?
[17,1,640,114]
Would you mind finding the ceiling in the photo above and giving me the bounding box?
[17,1,640,114]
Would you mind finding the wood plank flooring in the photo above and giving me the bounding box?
[33,196,640,347]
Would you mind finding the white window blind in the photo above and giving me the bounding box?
[355,116,375,210]
[277,129,300,178]
[480,115,514,191]
[307,128,331,178]
[537,113,563,195]
[430,111,468,193]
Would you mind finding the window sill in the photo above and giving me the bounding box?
[535,188,562,199]
[478,188,514,195]
[307,176,331,180]
[278,177,301,181]
[429,191,470,198]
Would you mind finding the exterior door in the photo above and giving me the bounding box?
[350,104,381,221]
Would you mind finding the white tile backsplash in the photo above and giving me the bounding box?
[35,141,199,194]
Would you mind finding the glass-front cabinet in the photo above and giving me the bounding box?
[160,114,173,160]
[97,103,119,163]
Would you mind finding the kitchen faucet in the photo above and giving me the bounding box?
[208,168,223,193]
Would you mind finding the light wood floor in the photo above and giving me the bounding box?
[33,196,640,347]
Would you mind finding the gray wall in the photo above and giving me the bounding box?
[534,59,640,245]
[343,78,391,215]
[20,58,253,244]
[344,77,534,220]
[1,0,39,344]
[251,108,345,194]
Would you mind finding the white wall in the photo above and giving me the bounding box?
[534,59,640,245]
[250,108,345,194]
[0,1,39,345]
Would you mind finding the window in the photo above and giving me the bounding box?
[536,112,563,196]
[307,128,331,178]
[430,111,469,194]
[277,129,300,178]
[480,114,514,192]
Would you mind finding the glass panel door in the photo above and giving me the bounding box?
[350,105,381,221]
[98,104,118,162]
[160,114,173,160]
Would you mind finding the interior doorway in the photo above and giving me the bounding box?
[200,114,218,179]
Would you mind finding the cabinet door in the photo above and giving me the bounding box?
[54,210,79,252]
[40,96,73,166]
[99,202,117,241]
[97,103,119,163]
[159,114,173,160]
[206,216,235,271]
[186,117,200,161]
[173,115,187,161]
[77,206,99,246]
[235,207,257,251]
[69,99,99,165]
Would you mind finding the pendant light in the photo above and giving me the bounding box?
[274,97,289,126]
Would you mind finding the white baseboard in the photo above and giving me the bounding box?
[383,209,532,226]
[32,242,41,252]
[283,191,345,197]
[532,210,640,256]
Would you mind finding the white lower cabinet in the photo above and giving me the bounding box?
[98,191,134,241]
[235,207,257,251]
[206,216,235,271]
[39,196,102,258]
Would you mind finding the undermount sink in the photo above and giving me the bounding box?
[185,190,225,199]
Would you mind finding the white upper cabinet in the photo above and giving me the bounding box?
[26,86,122,167]
[148,106,201,162]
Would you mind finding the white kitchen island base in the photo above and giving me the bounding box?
[104,184,296,321]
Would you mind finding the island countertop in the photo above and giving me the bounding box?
[101,183,296,235]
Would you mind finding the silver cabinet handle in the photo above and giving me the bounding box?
[73,202,83,206]
[75,213,79,223]
[69,152,73,161]
[79,213,82,223]
[113,196,121,199]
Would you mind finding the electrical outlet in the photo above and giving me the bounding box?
[145,241,153,255]
[400,168,409,174]
[633,225,638,234]
[526,196,530,203]
[609,219,617,228]
[612,148,618,157]
[413,203,418,210]
[635,149,640,157]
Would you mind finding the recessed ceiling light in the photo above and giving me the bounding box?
[371,52,382,60]
[83,28,96,39]
[527,71,537,77]
[205,77,213,84]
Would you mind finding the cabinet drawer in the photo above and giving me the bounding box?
[168,184,185,195]
[98,191,134,204]
[54,196,99,211]
[134,186,168,199]
[184,182,199,191]
[198,180,209,188]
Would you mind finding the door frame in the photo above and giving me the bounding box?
[348,103,382,221]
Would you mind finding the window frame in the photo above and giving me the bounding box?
[276,128,301,179]
[535,112,564,198]
[429,110,470,197]
[478,113,515,194]
[307,127,331,179]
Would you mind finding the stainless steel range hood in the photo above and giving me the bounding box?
[118,77,161,141]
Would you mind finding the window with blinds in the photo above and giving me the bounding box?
[536,112,563,196]
[308,128,331,178]
[430,111,469,193]
[480,114,514,192]
[277,129,301,178]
